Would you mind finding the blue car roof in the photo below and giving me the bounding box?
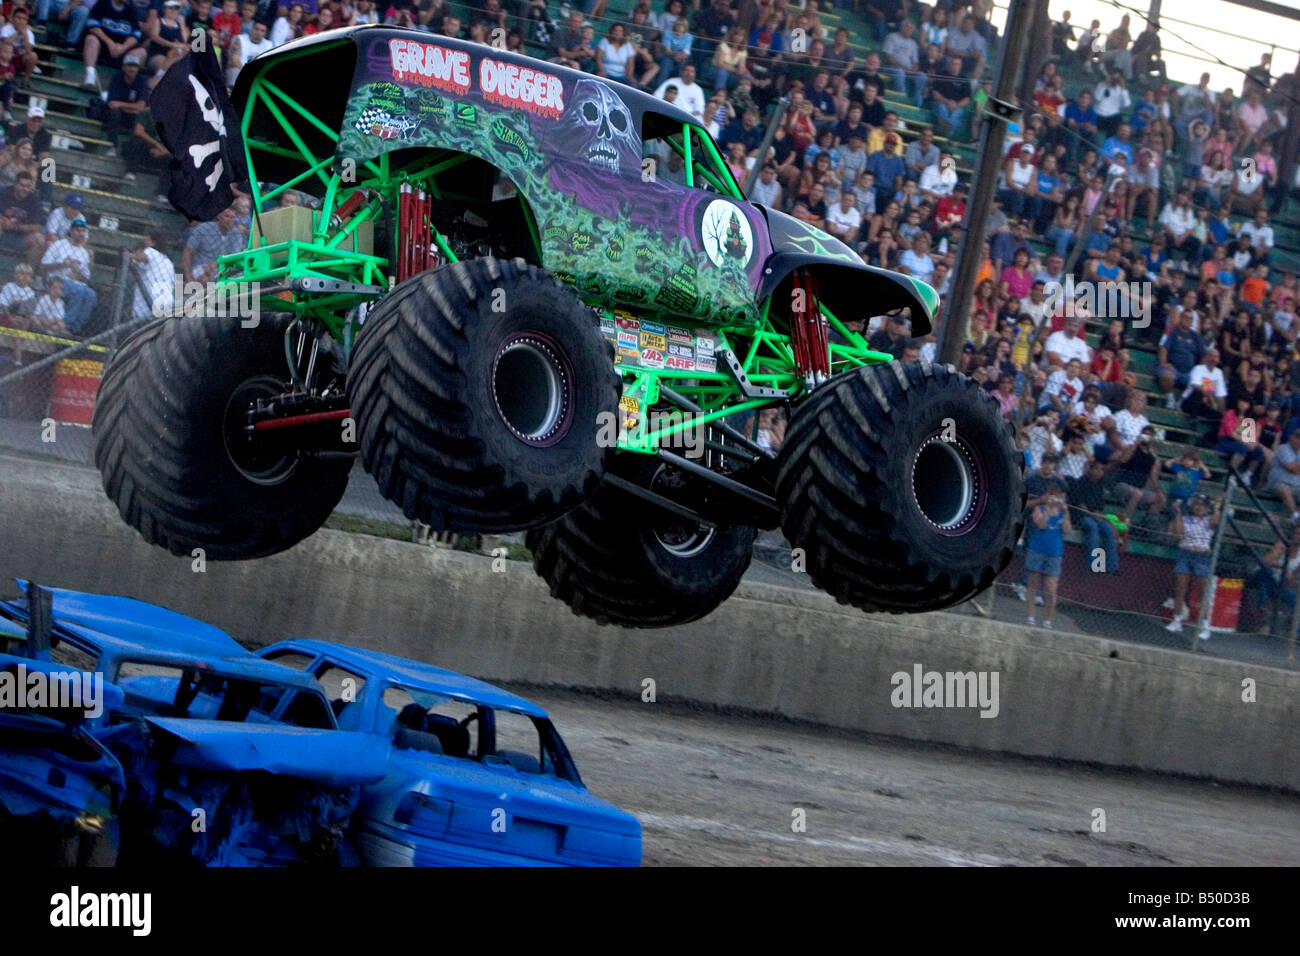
[8,583,323,691]
[266,639,548,719]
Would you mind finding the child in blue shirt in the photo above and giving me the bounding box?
[1026,479,1072,628]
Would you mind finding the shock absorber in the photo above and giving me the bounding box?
[789,269,830,389]
[397,184,440,283]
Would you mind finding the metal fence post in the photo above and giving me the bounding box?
[1288,565,1300,666]
[108,250,129,351]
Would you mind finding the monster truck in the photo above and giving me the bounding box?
[91,26,1023,627]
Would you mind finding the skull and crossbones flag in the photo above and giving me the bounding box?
[151,45,248,221]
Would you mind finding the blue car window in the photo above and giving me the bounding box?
[490,708,548,774]
[315,665,366,707]
[48,639,99,673]
[261,650,314,670]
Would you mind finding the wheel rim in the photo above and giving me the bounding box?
[491,332,574,447]
[223,376,299,486]
[910,431,987,536]
[648,464,715,557]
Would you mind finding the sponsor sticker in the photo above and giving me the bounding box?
[639,319,667,336]
[639,347,665,368]
[616,346,640,365]
[615,316,640,331]
[617,330,639,350]
[667,325,693,345]
[640,331,667,351]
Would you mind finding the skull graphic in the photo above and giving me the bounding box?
[560,79,638,174]
[187,74,226,191]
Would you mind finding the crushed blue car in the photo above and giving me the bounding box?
[0,583,387,866]
[0,609,127,865]
[0,584,641,866]
[259,640,642,867]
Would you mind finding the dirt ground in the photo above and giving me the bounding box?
[534,690,1300,867]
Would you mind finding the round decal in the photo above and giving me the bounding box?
[701,199,754,269]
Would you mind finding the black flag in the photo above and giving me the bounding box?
[151,44,249,221]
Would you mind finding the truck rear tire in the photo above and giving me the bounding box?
[348,257,621,532]
[777,361,1023,613]
[527,459,755,627]
[92,314,352,560]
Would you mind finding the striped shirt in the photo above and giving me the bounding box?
[1181,515,1213,551]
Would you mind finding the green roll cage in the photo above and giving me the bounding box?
[219,48,892,455]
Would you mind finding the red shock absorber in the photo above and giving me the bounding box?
[789,269,830,389]
[397,183,413,282]
[397,184,443,282]
[419,189,439,272]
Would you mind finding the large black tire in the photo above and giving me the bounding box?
[92,314,352,560]
[777,361,1023,613]
[348,257,621,532]
[527,460,756,627]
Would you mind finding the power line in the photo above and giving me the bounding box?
[1095,0,1300,110]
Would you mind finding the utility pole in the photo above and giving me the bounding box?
[1018,0,1052,114]
[939,0,1036,366]
[743,98,790,198]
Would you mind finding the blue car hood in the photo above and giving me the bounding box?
[143,718,390,786]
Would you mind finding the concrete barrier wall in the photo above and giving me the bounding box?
[3,452,1297,790]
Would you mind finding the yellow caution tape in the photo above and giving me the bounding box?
[54,359,104,378]
[0,326,110,353]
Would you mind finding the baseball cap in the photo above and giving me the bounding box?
[124,53,142,65]
[70,218,88,229]
[27,106,45,119]
[65,193,84,208]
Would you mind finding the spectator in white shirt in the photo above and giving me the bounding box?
[824,189,862,246]
[917,156,957,202]
[1021,280,1051,328]
[654,63,705,121]
[1044,315,1092,369]
[44,194,86,244]
[897,231,935,282]
[1093,69,1132,137]
[39,219,97,334]
[227,19,274,87]
[30,276,67,335]
[1040,357,1085,413]
[1238,208,1274,258]
[128,232,177,319]
[750,162,782,208]
[1159,189,1200,261]
[1180,348,1228,422]
[0,261,37,315]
